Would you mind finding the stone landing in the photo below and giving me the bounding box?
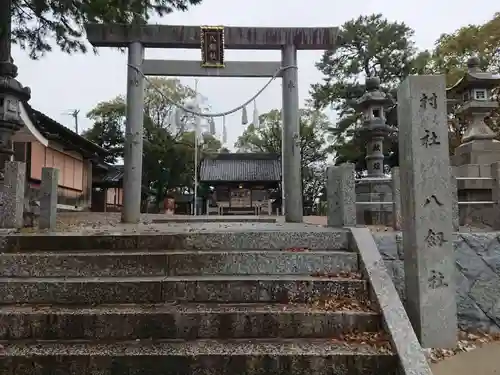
[151,215,278,224]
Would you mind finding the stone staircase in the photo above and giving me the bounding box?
[0,226,411,374]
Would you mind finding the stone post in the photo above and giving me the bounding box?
[490,162,500,230]
[391,167,401,230]
[398,75,457,348]
[86,159,93,210]
[0,161,25,228]
[327,163,356,227]
[39,167,59,230]
[450,166,459,232]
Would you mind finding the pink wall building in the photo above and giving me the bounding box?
[13,103,109,211]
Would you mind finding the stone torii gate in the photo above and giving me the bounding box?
[85,24,340,223]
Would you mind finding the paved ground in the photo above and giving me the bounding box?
[35,213,328,233]
[40,213,490,233]
[431,341,500,375]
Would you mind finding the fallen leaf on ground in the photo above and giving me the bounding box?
[284,247,309,252]
[426,331,500,363]
[308,296,375,312]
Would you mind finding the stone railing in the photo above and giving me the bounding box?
[327,163,500,335]
[332,163,500,230]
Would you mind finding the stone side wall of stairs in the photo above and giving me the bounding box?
[374,232,500,333]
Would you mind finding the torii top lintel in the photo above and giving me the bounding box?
[84,23,341,50]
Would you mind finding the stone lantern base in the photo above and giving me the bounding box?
[453,139,500,227]
[355,179,393,226]
[0,58,31,229]
[453,139,500,167]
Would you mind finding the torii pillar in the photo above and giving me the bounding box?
[85,24,341,223]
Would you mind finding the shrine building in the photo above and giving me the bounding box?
[200,153,281,215]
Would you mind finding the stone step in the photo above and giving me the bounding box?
[0,250,358,277]
[0,248,351,254]
[0,275,367,304]
[0,228,349,252]
[0,339,397,375]
[0,302,380,340]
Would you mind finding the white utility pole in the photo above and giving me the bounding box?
[62,109,80,134]
[193,79,200,216]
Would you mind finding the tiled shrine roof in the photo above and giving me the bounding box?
[97,164,124,185]
[199,153,281,183]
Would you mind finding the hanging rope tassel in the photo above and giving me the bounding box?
[222,116,227,144]
[253,100,260,128]
[241,106,248,125]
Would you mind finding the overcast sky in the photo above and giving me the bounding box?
[11,0,498,149]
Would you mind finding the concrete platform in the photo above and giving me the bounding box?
[152,215,277,224]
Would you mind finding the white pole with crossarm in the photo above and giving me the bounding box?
[193,79,200,216]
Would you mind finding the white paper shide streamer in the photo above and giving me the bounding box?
[241,106,248,125]
[222,116,227,144]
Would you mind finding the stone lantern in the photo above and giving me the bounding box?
[0,0,32,229]
[355,77,393,177]
[448,57,500,224]
[448,57,500,168]
[0,62,31,167]
[447,56,500,144]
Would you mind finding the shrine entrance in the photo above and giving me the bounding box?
[85,23,341,223]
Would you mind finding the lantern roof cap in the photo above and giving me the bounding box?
[447,56,500,98]
[355,76,393,109]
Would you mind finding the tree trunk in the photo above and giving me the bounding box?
[0,0,11,63]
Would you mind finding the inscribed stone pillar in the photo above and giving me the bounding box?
[39,167,59,230]
[0,161,26,228]
[326,163,356,227]
[397,75,457,348]
[391,167,401,230]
